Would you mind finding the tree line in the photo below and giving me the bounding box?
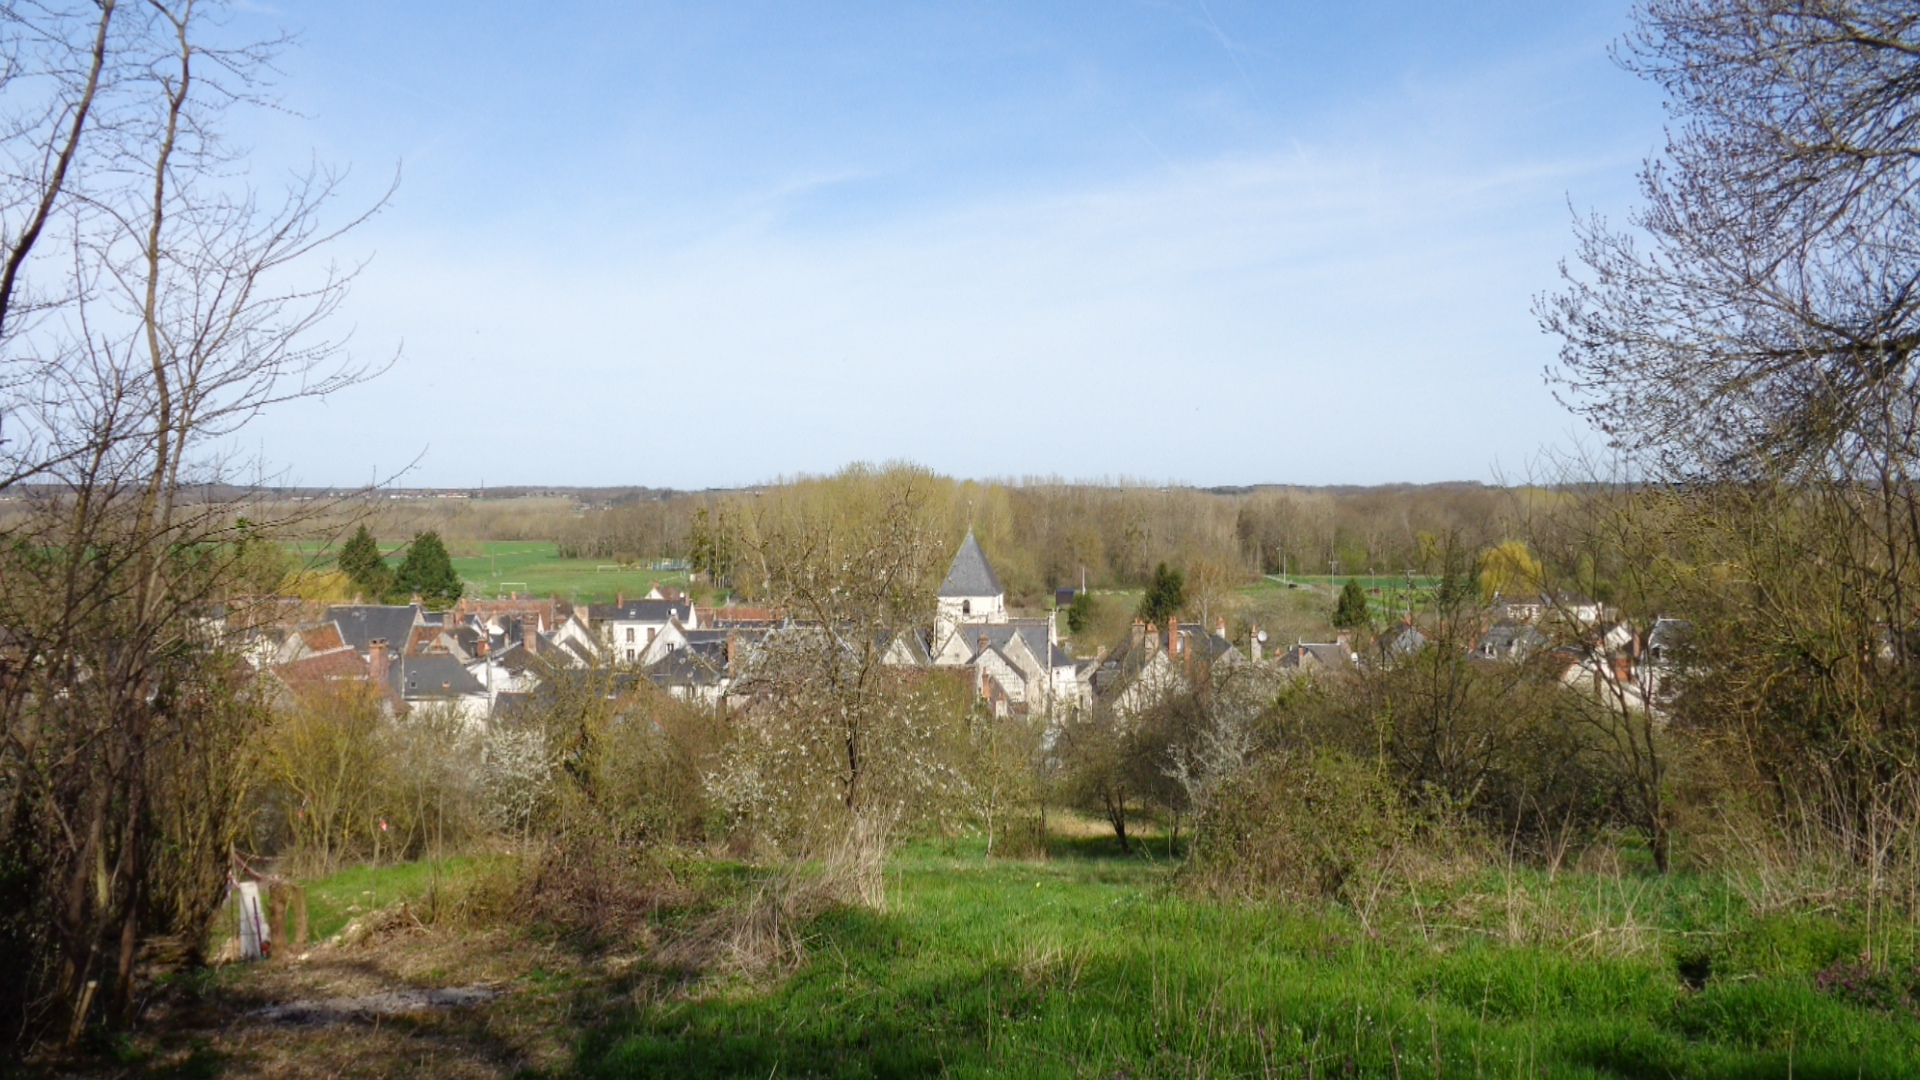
[552,478,1527,604]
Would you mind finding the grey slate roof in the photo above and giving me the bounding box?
[939,532,1003,598]
[953,621,1072,668]
[647,649,726,688]
[1378,623,1428,659]
[876,629,932,666]
[589,600,690,623]
[326,605,422,657]
[1186,626,1239,664]
[495,632,578,673]
[1279,642,1356,671]
[1646,618,1692,662]
[1475,621,1549,659]
[493,691,534,717]
[391,653,485,699]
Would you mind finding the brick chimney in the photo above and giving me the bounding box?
[1335,629,1353,654]
[368,638,390,687]
[523,620,537,655]
[1216,616,1228,639]
[1612,653,1632,684]
[616,591,624,608]
[977,632,989,659]
[1168,622,1180,660]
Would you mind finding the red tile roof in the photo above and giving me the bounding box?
[405,625,443,656]
[270,647,368,695]
[298,623,347,653]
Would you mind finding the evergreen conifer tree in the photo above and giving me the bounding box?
[1136,562,1185,627]
[394,530,463,608]
[337,524,392,601]
[1066,591,1097,635]
[1333,577,1372,630]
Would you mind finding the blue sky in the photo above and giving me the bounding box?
[234,1,1664,489]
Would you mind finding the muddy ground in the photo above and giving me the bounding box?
[32,920,644,1079]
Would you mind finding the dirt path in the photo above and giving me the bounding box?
[66,924,612,1079]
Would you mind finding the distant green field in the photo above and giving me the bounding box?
[1242,574,1440,622]
[292,539,689,603]
[1256,573,1442,591]
[448,541,688,602]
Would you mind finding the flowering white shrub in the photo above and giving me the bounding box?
[479,724,550,836]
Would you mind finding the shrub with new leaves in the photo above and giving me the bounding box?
[1188,749,1414,904]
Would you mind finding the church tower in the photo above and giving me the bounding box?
[935,531,1006,644]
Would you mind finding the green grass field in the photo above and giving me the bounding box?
[572,840,1920,1079]
[292,539,689,603]
[1237,576,1435,633]
[445,541,688,603]
[1261,573,1443,592]
[232,837,1920,1079]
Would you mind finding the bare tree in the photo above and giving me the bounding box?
[0,0,386,1048]
[1544,0,1920,476]
[1541,0,1920,871]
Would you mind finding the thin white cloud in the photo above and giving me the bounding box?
[256,138,1620,489]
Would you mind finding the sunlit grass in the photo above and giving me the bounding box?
[580,839,1920,1079]
[297,856,512,941]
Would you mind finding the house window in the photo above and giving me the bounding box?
[626,627,636,643]
[961,600,971,616]
[626,648,635,662]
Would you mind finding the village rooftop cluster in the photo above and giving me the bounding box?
[240,532,1692,728]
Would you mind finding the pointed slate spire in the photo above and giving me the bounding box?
[938,531,1003,598]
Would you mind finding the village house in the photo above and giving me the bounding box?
[262,630,490,723]
[1372,621,1428,668]
[1473,620,1549,662]
[591,591,696,664]
[1094,620,1242,720]
[1277,631,1359,675]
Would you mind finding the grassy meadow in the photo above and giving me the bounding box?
[293,539,690,603]
[583,842,1920,1079]
[168,835,1920,1079]
[444,541,688,603]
